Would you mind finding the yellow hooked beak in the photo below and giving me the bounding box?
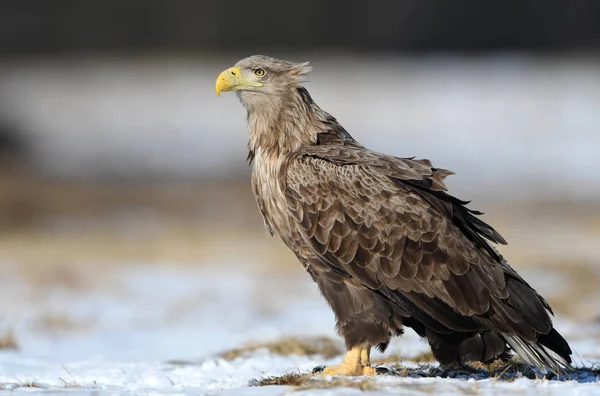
[215,66,263,97]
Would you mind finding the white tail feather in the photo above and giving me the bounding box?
[504,334,572,374]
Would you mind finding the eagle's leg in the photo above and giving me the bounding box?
[360,346,377,374]
[317,344,376,376]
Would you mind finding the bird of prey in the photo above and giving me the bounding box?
[215,55,572,376]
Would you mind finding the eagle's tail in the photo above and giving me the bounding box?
[425,327,573,374]
[504,328,573,375]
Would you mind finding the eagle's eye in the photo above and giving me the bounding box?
[253,68,266,77]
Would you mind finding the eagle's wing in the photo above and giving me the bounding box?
[284,145,552,340]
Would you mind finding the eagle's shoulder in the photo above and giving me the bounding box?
[292,139,453,190]
[286,141,506,264]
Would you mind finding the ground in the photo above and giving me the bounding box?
[0,181,599,395]
[0,265,599,395]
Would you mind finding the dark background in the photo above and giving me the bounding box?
[1,1,600,55]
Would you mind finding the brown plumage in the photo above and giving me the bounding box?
[215,55,572,375]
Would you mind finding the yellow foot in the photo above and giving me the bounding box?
[314,344,379,376]
[316,364,377,377]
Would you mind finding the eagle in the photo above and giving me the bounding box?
[215,55,572,376]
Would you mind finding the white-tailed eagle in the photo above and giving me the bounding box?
[215,55,572,376]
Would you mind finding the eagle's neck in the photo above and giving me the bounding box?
[243,86,348,239]
[245,87,333,163]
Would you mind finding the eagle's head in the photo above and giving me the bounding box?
[215,55,312,111]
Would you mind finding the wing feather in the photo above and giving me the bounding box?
[285,148,553,335]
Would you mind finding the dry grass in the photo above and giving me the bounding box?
[0,174,285,271]
[0,330,18,350]
[469,358,514,372]
[1,175,599,268]
[412,351,435,363]
[254,372,309,386]
[294,377,379,391]
[372,352,403,365]
[0,172,257,230]
[58,365,82,388]
[539,259,600,320]
[219,336,343,361]
[32,313,95,335]
[373,350,435,366]
[1,174,599,322]
[15,382,45,388]
[253,372,378,391]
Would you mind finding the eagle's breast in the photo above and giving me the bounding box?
[250,147,292,240]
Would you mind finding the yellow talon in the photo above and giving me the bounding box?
[315,344,377,377]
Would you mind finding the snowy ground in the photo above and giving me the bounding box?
[0,261,599,395]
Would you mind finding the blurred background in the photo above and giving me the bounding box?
[0,0,599,366]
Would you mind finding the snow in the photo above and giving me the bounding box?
[0,265,598,395]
